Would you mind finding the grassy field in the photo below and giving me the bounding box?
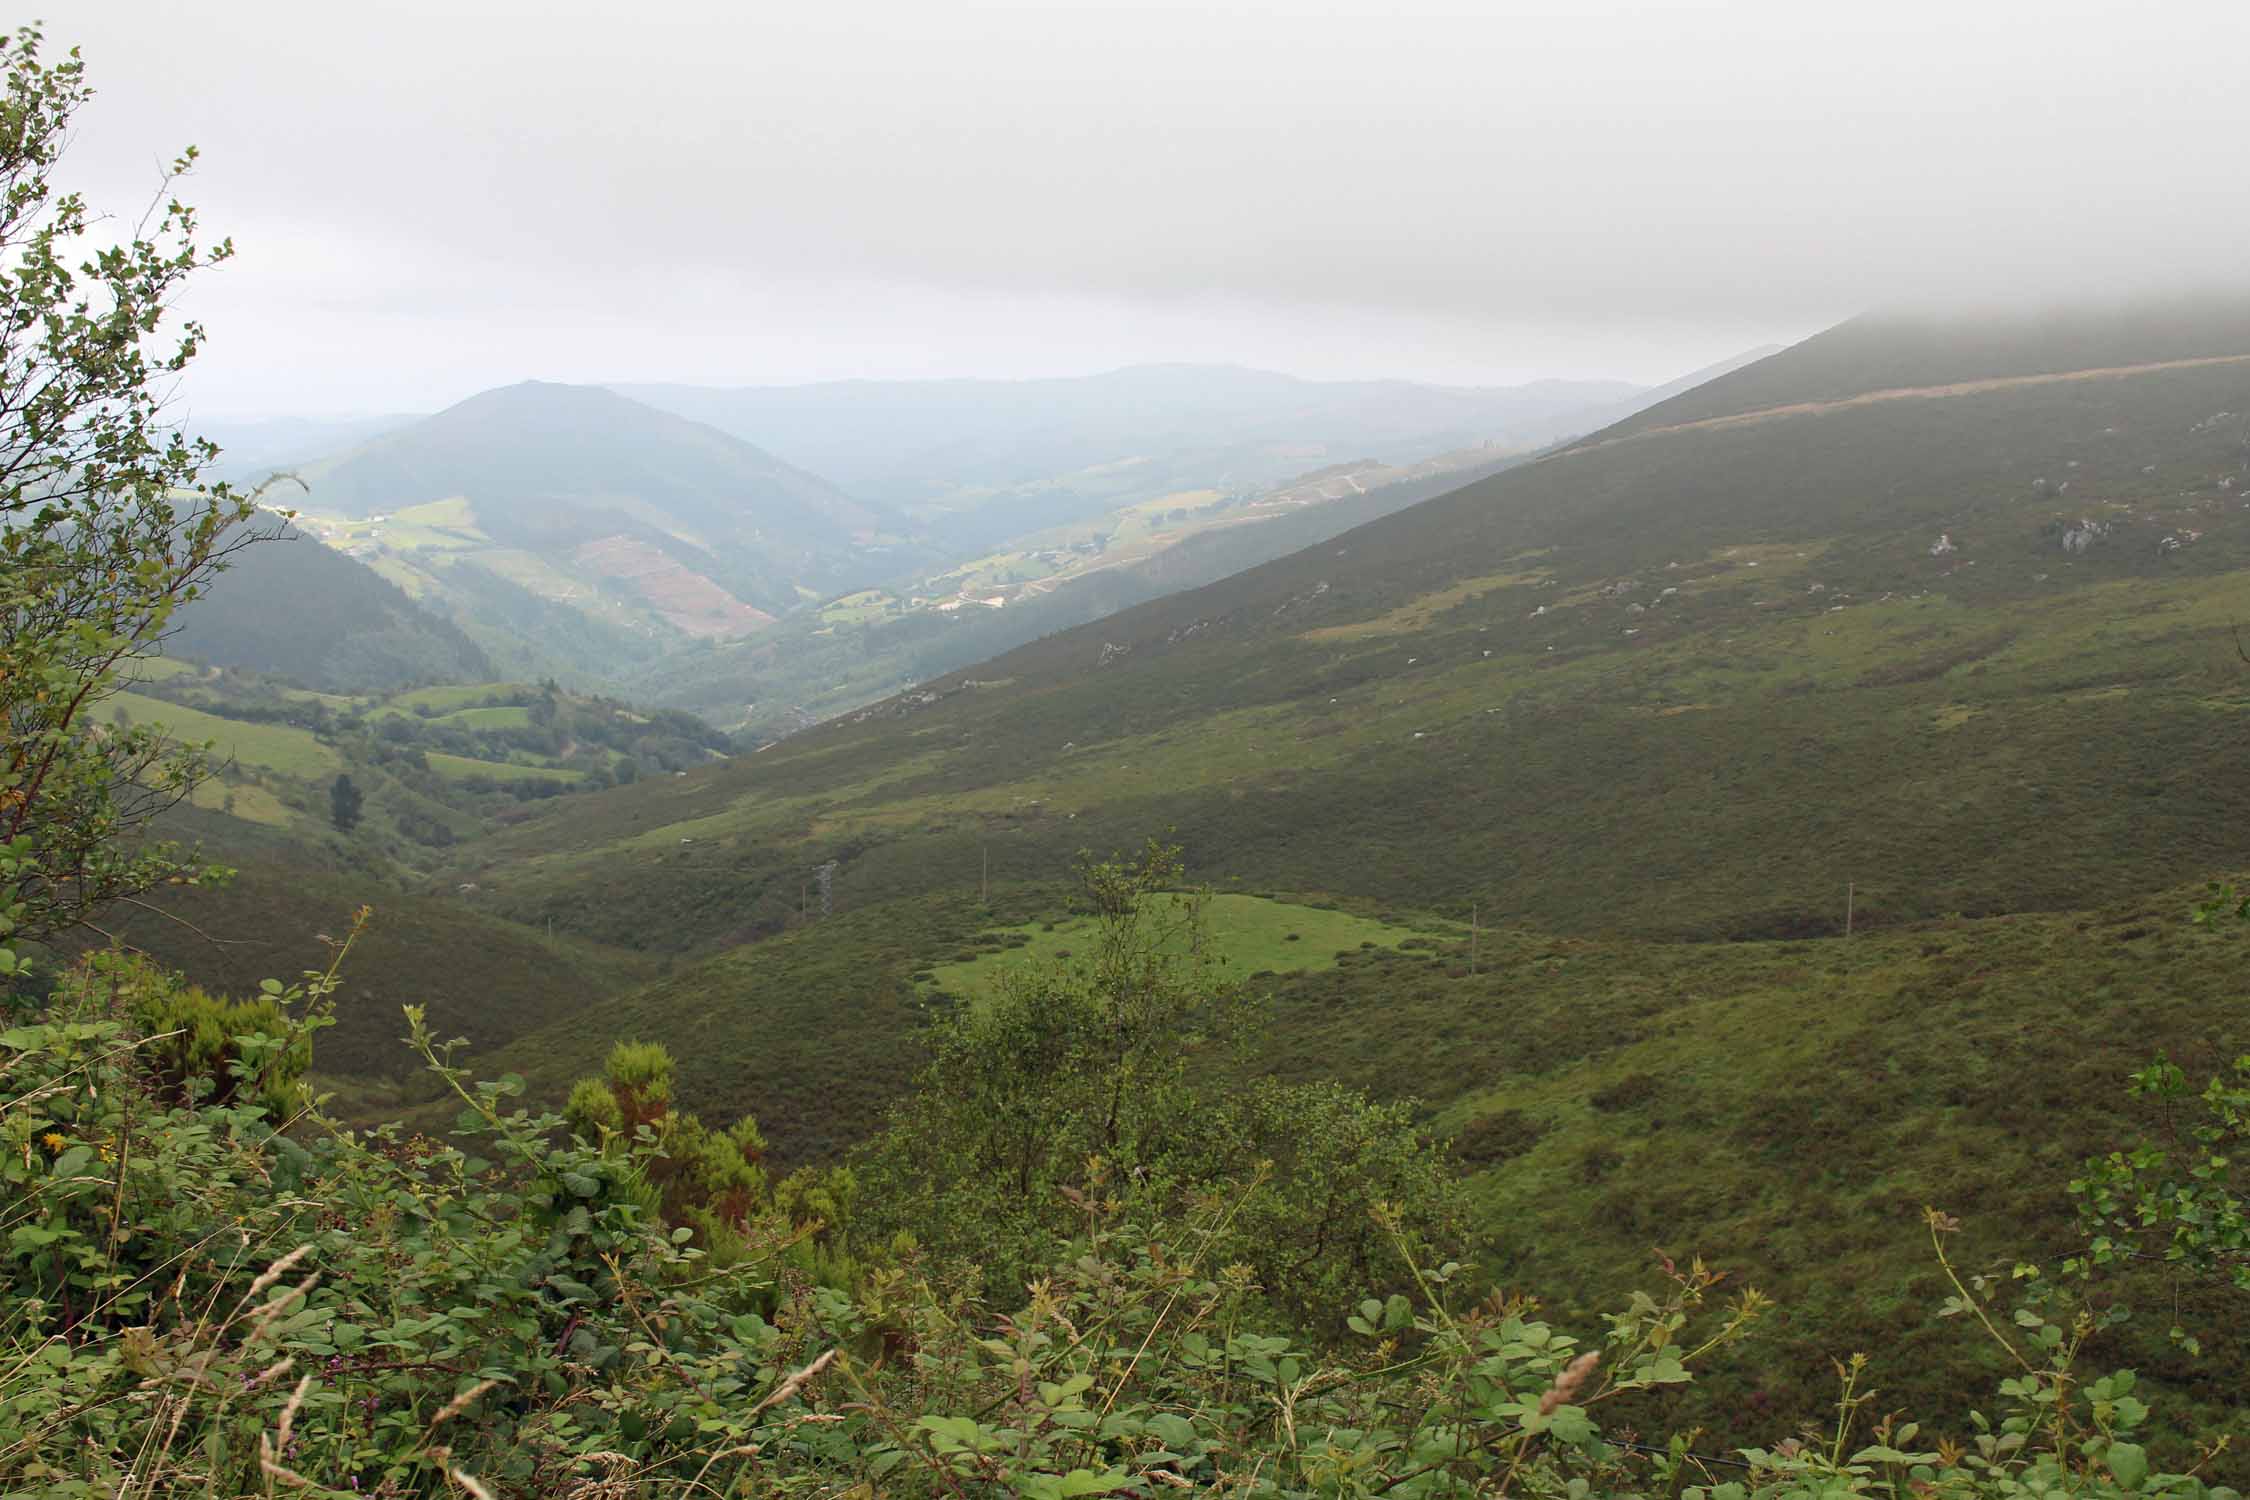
[105,691,343,776]
[431,704,534,729]
[458,868,2250,1461]
[384,682,533,712]
[1249,887,2250,1460]
[185,776,297,827]
[424,750,583,783]
[923,893,1447,1002]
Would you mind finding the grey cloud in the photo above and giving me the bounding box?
[53,0,2250,412]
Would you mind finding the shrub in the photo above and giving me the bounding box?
[1454,1105,1549,1165]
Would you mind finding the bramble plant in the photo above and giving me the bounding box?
[4,950,2239,1495]
[2064,883,2250,1326]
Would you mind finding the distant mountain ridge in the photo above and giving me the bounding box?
[288,382,898,606]
[617,363,1646,547]
[236,382,939,680]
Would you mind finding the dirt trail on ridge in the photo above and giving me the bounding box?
[1560,352,2250,459]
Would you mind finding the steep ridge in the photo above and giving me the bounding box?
[1582,351,2250,455]
[1603,298,2250,437]
[169,525,493,691]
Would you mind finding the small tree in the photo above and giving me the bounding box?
[857,840,1462,1321]
[327,772,364,832]
[0,27,267,977]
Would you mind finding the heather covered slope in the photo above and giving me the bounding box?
[456,303,2250,949]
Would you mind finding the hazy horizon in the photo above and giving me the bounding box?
[56,0,2250,419]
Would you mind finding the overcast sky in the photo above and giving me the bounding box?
[53,0,2250,417]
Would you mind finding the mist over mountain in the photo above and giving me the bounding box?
[292,382,894,580]
[619,363,1644,547]
[193,412,419,484]
[230,381,937,673]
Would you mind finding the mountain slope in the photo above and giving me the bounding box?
[621,364,1642,547]
[641,446,1531,734]
[465,300,2250,950]
[197,412,417,484]
[169,526,493,691]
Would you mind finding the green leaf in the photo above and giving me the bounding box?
[1147,1413,1199,1450]
[2106,1442,2148,1489]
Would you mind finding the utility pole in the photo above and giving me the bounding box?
[1470,902,1479,975]
[1845,881,1855,938]
[981,843,989,907]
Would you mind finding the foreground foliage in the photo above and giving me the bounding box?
[4,944,2240,1498]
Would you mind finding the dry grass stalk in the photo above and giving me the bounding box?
[257,1433,314,1489]
[245,1354,295,1391]
[562,1450,639,1500]
[1537,1351,1601,1416]
[750,1348,838,1416]
[242,1271,322,1344]
[429,1378,500,1428]
[243,1244,314,1301]
[275,1371,313,1450]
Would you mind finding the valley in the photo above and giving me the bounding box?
[19,12,2250,1494]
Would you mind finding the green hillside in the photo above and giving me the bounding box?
[51,301,2250,1470]
[94,669,728,883]
[641,447,1528,735]
[164,524,494,691]
[68,842,660,1088]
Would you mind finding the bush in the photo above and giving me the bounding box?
[1454,1105,1549,1165]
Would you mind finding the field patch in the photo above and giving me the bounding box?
[924,893,1449,1003]
[386,683,534,713]
[1301,569,1553,640]
[433,704,534,729]
[188,778,296,826]
[425,751,584,784]
[104,692,342,777]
